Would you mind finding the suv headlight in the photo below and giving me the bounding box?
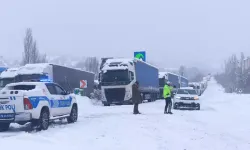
[175,96,181,99]
[194,96,199,100]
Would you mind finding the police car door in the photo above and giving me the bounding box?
[54,84,71,115]
[45,83,61,117]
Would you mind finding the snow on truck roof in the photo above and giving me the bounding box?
[158,72,188,80]
[17,63,95,75]
[103,58,158,71]
[17,63,51,75]
[0,68,19,78]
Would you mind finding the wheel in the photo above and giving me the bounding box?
[32,108,50,131]
[0,123,10,132]
[173,103,178,110]
[67,105,78,123]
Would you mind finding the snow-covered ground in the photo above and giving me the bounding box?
[1,79,250,150]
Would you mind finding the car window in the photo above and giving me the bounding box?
[54,85,65,95]
[177,89,197,95]
[46,84,57,95]
[7,85,36,91]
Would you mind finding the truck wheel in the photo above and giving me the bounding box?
[67,105,78,123]
[0,123,10,132]
[35,108,50,131]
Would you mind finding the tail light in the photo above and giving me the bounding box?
[23,98,33,110]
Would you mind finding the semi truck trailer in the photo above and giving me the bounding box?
[15,63,95,97]
[0,68,18,90]
[158,72,189,98]
[99,58,159,106]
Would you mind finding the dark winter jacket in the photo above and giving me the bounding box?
[132,83,142,104]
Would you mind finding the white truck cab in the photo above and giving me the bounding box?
[0,82,78,132]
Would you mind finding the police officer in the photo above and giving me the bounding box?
[163,81,173,114]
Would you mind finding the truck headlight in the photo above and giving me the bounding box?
[175,96,181,99]
[125,90,132,99]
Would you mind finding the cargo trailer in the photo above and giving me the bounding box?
[15,63,95,97]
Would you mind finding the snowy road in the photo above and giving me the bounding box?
[1,79,250,150]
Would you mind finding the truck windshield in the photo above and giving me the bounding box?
[0,78,15,88]
[101,70,130,85]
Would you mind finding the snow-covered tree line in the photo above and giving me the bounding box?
[215,52,250,93]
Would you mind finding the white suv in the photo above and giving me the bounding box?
[0,82,78,131]
[173,87,200,110]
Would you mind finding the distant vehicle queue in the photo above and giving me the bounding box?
[97,57,209,106]
[0,58,209,106]
[0,59,210,131]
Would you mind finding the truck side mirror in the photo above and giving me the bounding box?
[130,71,134,81]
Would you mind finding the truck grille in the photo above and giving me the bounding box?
[105,88,125,103]
[180,97,194,100]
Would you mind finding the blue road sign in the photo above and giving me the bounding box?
[134,51,146,62]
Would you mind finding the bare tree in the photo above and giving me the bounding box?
[31,41,40,63]
[179,65,186,76]
[23,28,33,65]
[39,54,48,63]
[75,57,99,79]
[22,28,47,65]
[84,57,99,76]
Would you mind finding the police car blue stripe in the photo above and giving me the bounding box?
[28,96,72,108]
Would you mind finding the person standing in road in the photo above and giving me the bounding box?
[132,81,142,114]
[168,83,174,114]
[163,81,173,114]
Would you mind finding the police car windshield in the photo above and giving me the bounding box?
[177,89,197,95]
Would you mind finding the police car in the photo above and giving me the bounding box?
[0,82,78,131]
[173,87,200,110]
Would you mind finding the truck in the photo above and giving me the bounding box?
[188,82,202,96]
[0,68,19,91]
[14,63,95,97]
[159,72,180,98]
[99,58,159,106]
[158,72,189,98]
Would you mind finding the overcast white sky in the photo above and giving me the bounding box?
[1,0,250,72]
